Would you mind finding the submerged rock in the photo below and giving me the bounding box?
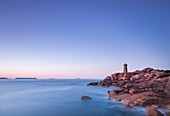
[81,96,92,100]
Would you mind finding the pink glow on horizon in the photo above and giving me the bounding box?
[0,70,106,78]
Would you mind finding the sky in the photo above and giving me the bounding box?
[0,0,170,79]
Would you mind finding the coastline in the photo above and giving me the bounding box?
[88,65,170,115]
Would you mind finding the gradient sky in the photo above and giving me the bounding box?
[0,0,170,78]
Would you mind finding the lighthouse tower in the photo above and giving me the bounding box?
[123,63,128,77]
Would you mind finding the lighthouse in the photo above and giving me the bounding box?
[123,63,128,77]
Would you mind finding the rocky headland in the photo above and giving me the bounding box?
[88,64,170,111]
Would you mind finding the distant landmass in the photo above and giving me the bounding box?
[0,77,8,79]
[15,77,37,79]
[49,78,55,79]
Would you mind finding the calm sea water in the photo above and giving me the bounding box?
[0,79,146,116]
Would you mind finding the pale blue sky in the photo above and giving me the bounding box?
[0,0,170,78]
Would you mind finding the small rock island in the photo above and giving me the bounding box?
[88,64,170,108]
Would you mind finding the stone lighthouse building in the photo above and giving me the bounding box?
[122,63,130,80]
[123,63,128,77]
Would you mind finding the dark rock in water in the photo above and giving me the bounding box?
[87,82,98,86]
[146,106,164,116]
[81,96,92,100]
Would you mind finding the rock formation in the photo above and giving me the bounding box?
[81,96,92,100]
[88,64,170,108]
[146,106,164,116]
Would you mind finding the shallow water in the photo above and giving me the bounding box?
[0,79,146,116]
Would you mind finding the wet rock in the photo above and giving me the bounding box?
[146,106,164,116]
[110,93,131,101]
[87,82,98,86]
[81,96,92,100]
[108,90,122,97]
[108,90,117,97]
[118,92,164,106]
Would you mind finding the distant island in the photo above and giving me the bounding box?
[88,64,170,115]
[15,77,37,79]
[49,78,55,80]
[0,77,8,79]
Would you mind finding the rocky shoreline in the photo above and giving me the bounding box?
[88,64,170,115]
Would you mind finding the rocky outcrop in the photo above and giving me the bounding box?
[146,106,164,116]
[88,67,170,107]
[166,112,170,116]
[164,77,170,97]
[81,96,92,100]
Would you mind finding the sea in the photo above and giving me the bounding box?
[0,79,146,116]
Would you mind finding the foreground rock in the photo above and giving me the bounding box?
[81,96,92,100]
[166,112,170,116]
[88,64,170,108]
[146,106,164,116]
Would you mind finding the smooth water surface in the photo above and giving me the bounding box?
[0,79,146,116]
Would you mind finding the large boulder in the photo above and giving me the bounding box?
[119,92,164,106]
[144,73,155,79]
[166,112,170,116]
[156,72,165,78]
[110,93,131,101]
[137,82,152,90]
[87,82,98,86]
[128,85,142,94]
[146,106,164,116]
[142,67,154,73]
[130,74,141,82]
[152,83,165,93]
[108,90,122,97]
[164,77,170,97]
[112,73,119,80]
[108,90,117,97]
